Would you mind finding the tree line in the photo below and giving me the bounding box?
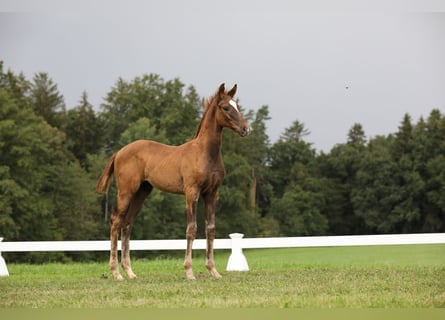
[1,62,444,260]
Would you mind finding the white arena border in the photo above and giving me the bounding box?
[1,233,444,276]
[1,233,444,253]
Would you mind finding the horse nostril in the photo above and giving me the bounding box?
[243,126,252,136]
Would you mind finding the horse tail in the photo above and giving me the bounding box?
[96,153,117,194]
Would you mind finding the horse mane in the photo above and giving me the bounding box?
[192,90,219,139]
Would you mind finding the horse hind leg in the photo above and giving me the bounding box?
[121,181,153,279]
[110,195,131,281]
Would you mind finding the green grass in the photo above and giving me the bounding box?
[1,244,444,308]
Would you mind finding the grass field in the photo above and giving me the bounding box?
[1,244,444,308]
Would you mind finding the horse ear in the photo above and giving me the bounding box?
[228,84,237,98]
[218,83,225,96]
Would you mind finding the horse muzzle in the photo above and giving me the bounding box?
[239,125,251,137]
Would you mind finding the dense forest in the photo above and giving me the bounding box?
[1,61,444,260]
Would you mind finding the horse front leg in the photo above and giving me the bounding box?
[184,189,199,280]
[204,192,221,278]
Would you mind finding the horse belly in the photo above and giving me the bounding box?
[134,142,184,194]
[146,168,184,194]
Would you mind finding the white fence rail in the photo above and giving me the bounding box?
[1,233,445,253]
[1,233,445,277]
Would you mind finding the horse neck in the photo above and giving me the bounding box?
[194,107,223,158]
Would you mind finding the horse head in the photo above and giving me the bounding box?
[215,83,251,137]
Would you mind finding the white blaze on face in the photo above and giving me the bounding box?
[229,99,239,112]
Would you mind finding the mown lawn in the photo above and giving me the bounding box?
[0,244,444,308]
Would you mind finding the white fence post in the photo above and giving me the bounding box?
[226,233,249,272]
[0,237,9,277]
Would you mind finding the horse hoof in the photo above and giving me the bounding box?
[127,272,137,279]
[185,270,196,280]
[123,268,137,279]
[114,274,125,281]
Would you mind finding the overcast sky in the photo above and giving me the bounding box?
[1,1,445,151]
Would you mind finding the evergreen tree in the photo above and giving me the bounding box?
[266,120,327,236]
[389,113,427,232]
[318,123,367,234]
[268,120,315,198]
[30,72,66,129]
[65,91,103,168]
[392,113,413,159]
[351,136,400,233]
[347,123,366,147]
[216,152,257,237]
[0,61,30,104]
[420,110,445,232]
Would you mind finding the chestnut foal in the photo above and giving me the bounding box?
[96,83,250,280]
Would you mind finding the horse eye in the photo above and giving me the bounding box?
[222,106,230,112]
